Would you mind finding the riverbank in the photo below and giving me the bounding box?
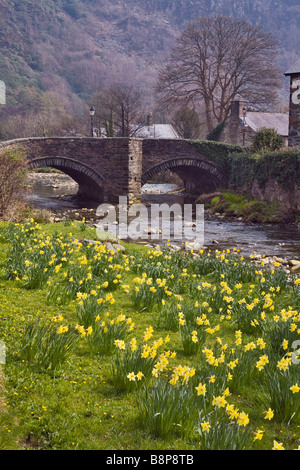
[28,171,300,226]
[26,171,78,199]
[197,191,300,226]
[26,171,300,261]
[21,205,300,276]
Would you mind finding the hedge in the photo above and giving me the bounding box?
[188,140,300,192]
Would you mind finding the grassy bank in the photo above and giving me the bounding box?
[0,219,300,450]
[198,191,299,225]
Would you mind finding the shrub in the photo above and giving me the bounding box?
[0,147,29,220]
[252,127,283,152]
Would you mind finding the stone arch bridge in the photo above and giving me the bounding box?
[0,137,227,203]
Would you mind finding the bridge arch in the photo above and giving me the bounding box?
[28,156,104,202]
[142,157,227,194]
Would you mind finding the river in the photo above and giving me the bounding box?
[27,175,300,259]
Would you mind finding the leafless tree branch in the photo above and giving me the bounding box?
[156,15,282,132]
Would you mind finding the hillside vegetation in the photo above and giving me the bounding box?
[0,0,298,137]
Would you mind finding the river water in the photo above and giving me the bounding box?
[28,178,300,259]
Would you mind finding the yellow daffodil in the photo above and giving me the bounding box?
[253,429,264,441]
[127,372,136,381]
[237,411,250,427]
[264,408,274,420]
[200,421,211,433]
[290,384,300,394]
[195,383,206,396]
[272,440,284,450]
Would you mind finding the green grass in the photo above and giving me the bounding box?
[0,219,300,450]
[199,191,291,224]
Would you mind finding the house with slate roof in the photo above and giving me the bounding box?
[133,112,179,139]
[284,58,300,77]
[98,113,179,139]
[219,58,300,148]
[218,99,289,147]
[134,123,179,139]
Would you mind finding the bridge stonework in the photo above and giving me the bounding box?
[0,137,227,203]
[142,139,227,193]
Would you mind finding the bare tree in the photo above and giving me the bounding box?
[156,15,282,132]
[171,106,202,139]
[92,84,147,137]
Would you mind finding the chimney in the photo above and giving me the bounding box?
[230,100,248,119]
[147,112,153,127]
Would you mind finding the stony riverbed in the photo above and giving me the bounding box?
[26,172,300,269]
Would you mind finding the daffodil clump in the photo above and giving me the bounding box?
[20,316,79,373]
[4,220,74,289]
[85,312,133,356]
[1,219,300,450]
[112,328,175,393]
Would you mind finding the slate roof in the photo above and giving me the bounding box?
[98,123,179,138]
[284,58,300,76]
[134,124,179,139]
[245,112,289,137]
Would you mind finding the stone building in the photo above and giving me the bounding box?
[218,99,289,147]
[134,112,179,139]
[284,58,300,147]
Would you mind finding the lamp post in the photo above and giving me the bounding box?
[241,106,247,146]
[89,106,95,137]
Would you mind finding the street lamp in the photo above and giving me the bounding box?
[89,106,95,137]
[241,106,247,146]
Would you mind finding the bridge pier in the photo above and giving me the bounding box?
[101,138,143,204]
